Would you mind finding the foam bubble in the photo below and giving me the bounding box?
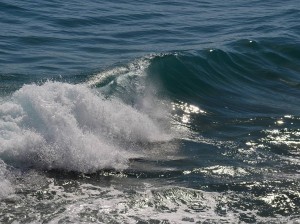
[0,82,172,173]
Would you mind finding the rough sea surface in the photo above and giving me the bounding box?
[1,0,300,223]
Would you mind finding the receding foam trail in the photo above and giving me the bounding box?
[0,82,172,173]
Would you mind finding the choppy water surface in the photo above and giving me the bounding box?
[1,0,300,223]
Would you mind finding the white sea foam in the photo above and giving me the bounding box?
[46,185,238,223]
[0,160,14,198]
[0,81,172,173]
[45,183,300,223]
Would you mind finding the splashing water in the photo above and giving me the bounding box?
[0,82,172,173]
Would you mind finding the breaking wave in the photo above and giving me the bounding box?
[0,81,172,173]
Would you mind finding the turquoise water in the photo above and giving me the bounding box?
[1,0,300,223]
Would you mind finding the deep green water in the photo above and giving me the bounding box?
[0,0,300,223]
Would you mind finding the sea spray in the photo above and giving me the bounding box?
[88,55,174,135]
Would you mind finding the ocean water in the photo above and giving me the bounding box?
[1,0,300,223]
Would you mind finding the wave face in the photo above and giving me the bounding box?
[147,41,300,117]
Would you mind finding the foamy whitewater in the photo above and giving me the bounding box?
[0,81,172,173]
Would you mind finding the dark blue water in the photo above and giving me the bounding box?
[1,0,300,223]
